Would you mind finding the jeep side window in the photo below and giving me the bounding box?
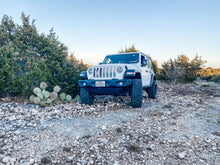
[145,57,150,68]
[148,59,153,69]
[151,60,153,69]
[141,55,147,67]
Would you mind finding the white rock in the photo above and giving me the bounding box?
[8,116,16,121]
[29,158,35,164]
[89,159,94,164]
[101,125,106,130]
[113,161,120,165]
[2,156,11,163]
[10,157,16,163]
[177,151,187,159]
[67,156,73,161]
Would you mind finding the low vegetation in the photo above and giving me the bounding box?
[198,67,220,82]
[159,54,207,83]
[30,82,72,107]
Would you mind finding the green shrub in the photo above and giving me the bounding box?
[0,13,87,98]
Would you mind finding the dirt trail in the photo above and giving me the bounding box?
[0,80,219,164]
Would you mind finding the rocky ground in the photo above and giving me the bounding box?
[0,80,220,165]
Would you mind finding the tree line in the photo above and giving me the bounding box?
[0,13,86,98]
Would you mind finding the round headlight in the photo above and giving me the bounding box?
[117,67,123,73]
[88,68,93,74]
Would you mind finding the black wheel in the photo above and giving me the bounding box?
[80,87,94,105]
[148,80,157,99]
[131,79,143,108]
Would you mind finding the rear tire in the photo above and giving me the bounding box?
[80,87,94,105]
[131,79,143,108]
[148,80,157,99]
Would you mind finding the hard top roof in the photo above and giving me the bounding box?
[106,52,149,57]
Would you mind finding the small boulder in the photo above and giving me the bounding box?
[2,156,11,163]
[176,151,187,159]
[41,156,51,164]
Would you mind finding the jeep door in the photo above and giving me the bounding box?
[141,55,150,87]
[147,58,154,85]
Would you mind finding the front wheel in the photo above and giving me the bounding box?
[131,79,143,108]
[148,80,157,99]
[80,87,94,105]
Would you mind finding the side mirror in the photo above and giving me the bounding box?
[99,62,103,65]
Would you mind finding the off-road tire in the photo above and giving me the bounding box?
[148,80,157,99]
[80,87,94,105]
[131,79,143,108]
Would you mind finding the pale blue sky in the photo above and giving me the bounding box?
[0,0,219,67]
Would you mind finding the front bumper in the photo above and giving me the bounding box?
[78,79,132,96]
[78,79,132,87]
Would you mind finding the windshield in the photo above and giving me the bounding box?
[103,53,139,64]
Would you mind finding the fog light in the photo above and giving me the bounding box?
[119,82,123,86]
[83,83,86,86]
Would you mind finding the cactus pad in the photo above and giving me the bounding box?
[40,101,48,107]
[50,92,58,101]
[65,95,72,102]
[53,85,61,93]
[33,87,41,95]
[40,82,48,90]
[33,97,41,104]
[33,87,43,99]
[60,92,66,101]
[46,98,52,104]
[42,90,50,99]
[55,100,63,105]
[29,95,35,102]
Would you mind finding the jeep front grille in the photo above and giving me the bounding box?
[92,66,117,79]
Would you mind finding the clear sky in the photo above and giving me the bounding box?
[0,0,219,68]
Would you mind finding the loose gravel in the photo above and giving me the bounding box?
[0,80,219,164]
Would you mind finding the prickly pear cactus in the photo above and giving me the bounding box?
[55,100,62,105]
[53,85,61,93]
[50,92,58,101]
[33,97,40,104]
[33,87,41,95]
[40,101,48,107]
[33,87,43,99]
[29,95,35,103]
[65,95,72,102]
[31,82,72,107]
[60,92,66,101]
[40,82,47,90]
[42,90,50,99]
[46,98,52,104]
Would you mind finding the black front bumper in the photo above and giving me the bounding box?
[78,79,132,95]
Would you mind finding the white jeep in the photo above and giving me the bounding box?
[78,52,157,108]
